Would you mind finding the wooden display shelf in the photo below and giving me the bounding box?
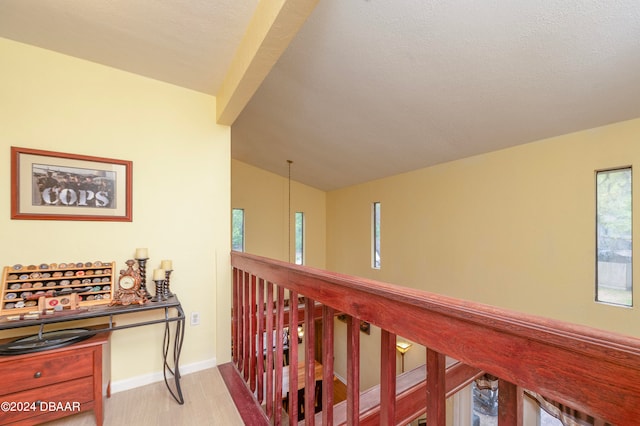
[1,261,116,316]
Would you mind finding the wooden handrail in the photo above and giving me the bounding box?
[231,251,640,424]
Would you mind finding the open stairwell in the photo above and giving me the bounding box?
[227,252,639,425]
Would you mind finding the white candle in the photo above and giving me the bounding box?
[153,269,165,281]
[161,260,173,270]
[135,248,148,259]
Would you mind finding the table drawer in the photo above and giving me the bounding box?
[0,376,93,424]
[0,349,94,395]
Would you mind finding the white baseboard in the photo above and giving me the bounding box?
[110,357,217,394]
[333,372,346,384]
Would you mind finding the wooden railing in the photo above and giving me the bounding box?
[228,251,640,425]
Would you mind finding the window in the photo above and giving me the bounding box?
[295,212,304,265]
[373,202,381,269]
[596,168,632,306]
[232,208,244,252]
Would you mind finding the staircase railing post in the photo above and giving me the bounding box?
[426,348,446,426]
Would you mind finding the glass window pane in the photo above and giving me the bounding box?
[295,212,304,265]
[373,202,381,269]
[596,168,632,306]
[232,208,244,252]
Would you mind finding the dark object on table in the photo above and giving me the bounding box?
[0,328,95,355]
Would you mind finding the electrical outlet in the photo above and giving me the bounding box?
[190,311,200,326]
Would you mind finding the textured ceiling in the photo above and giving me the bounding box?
[0,0,258,94]
[233,0,640,190]
[2,1,640,190]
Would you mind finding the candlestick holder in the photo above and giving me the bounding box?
[135,257,152,298]
[151,279,167,302]
[163,270,174,299]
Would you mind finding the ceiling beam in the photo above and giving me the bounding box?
[216,0,319,126]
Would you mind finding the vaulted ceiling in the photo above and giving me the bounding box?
[2,1,640,190]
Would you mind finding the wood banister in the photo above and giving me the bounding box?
[322,305,335,426]
[346,315,360,425]
[265,280,274,418]
[289,289,300,422]
[426,348,446,426]
[275,285,285,425]
[380,329,396,425]
[231,251,640,425]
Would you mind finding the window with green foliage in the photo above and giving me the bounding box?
[373,202,381,269]
[232,208,244,252]
[295,212,304,265]
[596,168,632,306]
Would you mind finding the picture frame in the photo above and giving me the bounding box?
[11,146,132,221]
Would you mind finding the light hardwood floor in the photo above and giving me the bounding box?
[44,368,349,425]
[45,368,244,426]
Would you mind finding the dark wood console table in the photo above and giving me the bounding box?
[0,295,185,419]
[0,331,110,425]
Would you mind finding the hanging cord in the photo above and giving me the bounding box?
[287,160,293,263]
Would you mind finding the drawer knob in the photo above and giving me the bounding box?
[33,371,42,378]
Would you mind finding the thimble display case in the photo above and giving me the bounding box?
[1,261,116,316]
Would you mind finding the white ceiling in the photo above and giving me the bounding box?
[2,1,640,191]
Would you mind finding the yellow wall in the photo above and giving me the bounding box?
[231,159,326,267]
[231,119,640,390]
[0,38,231,383]
[327,118,640,388]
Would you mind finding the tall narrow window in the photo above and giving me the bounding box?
[232,208,245,252]
[596,168,632,306]
[295,212,305,265]
[373,202,381,269]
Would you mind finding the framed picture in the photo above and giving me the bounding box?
[11,146,132,221]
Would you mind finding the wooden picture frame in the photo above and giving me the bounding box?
[11,146,132,221]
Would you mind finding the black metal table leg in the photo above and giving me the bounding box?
[163,305,185,404]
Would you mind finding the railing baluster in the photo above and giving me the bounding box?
[237,269,244,373]
[243,271,250,380]
[304,297,316,425]
[347,315,360,425]
[498,379,522,426]
[426,348,446,426]
[232,267,239,365]
[275,285,285,425]
[322,305,335,426]
[250,274,257,392]
[265,281,275,419]
[289,290,299,424]
[256,278,265,404]
[380,329,396,425]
